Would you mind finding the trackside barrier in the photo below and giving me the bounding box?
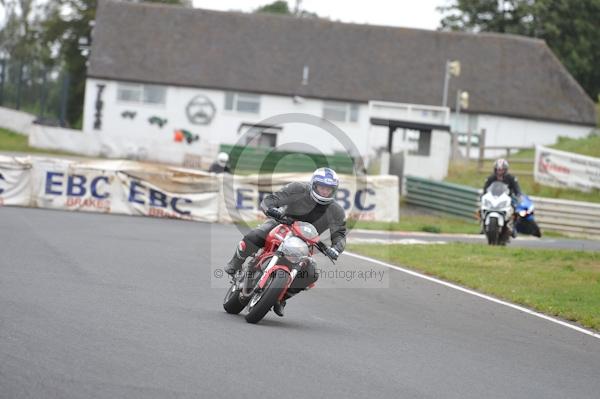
[531,197,600,236]
[220,144,355,175]
[405,175,479,219]
[405,175,600,236]
[0,155,399,223]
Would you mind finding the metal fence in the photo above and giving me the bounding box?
[405,175,600,236]
[531,196,600,236]
[0,59,70,127]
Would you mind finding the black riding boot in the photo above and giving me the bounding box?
[273,291,297,317]
[224,254,245,276]
[224,240,257,276]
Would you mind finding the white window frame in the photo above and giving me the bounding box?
[117,83,142,103]
[142,84,167,105]
[117,82,166,105]
[224,92,261,114]
[322,101,360,123]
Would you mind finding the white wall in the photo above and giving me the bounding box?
[364,124,451,180]
[82,79,371,166]
[403,130,451,180]
[82,79,454,179]
[28,124,100,156]
[451,112,593,159]
[0,107,35,136]
[0,106,99,155]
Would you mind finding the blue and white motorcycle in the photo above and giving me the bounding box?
[514,194,542,237]
[480,182,513,245]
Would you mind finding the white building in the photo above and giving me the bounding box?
[81,1,596,180]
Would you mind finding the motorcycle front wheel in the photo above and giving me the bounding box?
[486,218,500,245]
[245,270,289,324]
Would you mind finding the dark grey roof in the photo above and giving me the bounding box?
[89,0,596,126]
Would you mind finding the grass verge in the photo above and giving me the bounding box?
[0,127,80,157]
[351,215,479,234]
[446,134,600,203]
[349,242,600,331]
[237,214,565,237]
[235,214,480,235]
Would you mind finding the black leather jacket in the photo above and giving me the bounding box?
[260,182,347,253]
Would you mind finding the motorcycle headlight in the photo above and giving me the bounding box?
[279,236,309,264]
[484,199,492,208]
[498,200,509,209]
[519,210,527,217]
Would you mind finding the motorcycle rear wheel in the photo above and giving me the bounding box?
[223,283,248,314]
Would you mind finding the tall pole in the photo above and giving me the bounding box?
[59,72,70,127]
[456,90,462,124]
[16,63,23,110]
[294,0,302,15]
[452,90,463,160]
[40,68,48,118]
[0,59,5,106]
[442,61,450,108]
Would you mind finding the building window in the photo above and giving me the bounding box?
[117,83,166,105]
[349,103,359,122]
[225,92,261,113]
[117,84,142,102]
[238,123,281,148]
[405,129,431,156]
[322,101,360,123]
[143,85,166,104]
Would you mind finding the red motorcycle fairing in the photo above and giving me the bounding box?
[262,224,289,252]
[252,221,320,300]
[291,222,320,245]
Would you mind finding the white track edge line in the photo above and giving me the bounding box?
[344,251,600,340]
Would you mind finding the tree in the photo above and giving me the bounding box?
[438,0,600,101]
[531,0,600,103]
[438,0,535,34]
[254,0,318,18]
[0,1,55,111]
[38,0,185,127]
[255,0,291,15]
[0,0,50,61]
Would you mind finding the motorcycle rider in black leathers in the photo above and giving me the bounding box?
[224,167,347,316]
[483,158,521,198]
[482,158,522,237]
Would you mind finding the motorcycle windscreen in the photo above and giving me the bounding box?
[488,181,509,197]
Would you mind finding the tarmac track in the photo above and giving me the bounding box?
[1,207,599,399]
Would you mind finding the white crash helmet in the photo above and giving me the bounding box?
[309,167,339,205]
[217,152,229,167]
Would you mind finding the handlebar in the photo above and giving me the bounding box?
[316,242,336,264]
[267,209,335,264]
[272,215,295,226]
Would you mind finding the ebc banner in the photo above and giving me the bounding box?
[0,156,33,207]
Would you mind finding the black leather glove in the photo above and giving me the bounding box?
[265,207,284,220]
[325,247,339,260]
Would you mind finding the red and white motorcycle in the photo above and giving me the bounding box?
[223,216,334,324]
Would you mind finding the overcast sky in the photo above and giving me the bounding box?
[0,1,447,31]
[192,0,448,30]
